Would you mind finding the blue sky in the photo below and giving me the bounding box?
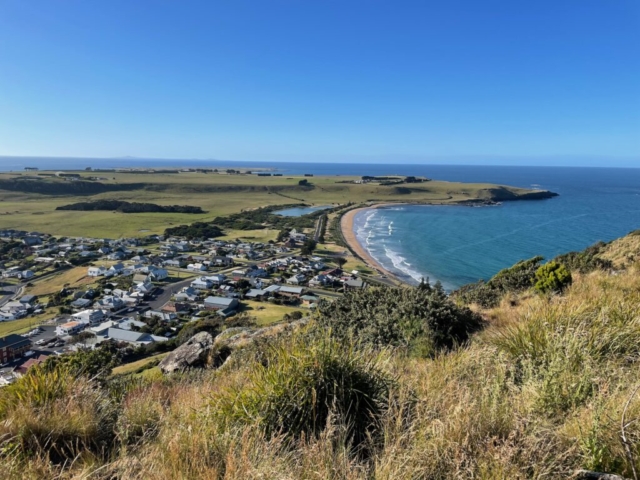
[0,0,638,166]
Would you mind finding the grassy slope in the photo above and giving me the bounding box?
[0,170,544,237]
[2,233,640,478]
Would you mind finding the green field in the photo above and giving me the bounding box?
[0,170,545,238]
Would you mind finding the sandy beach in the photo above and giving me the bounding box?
[340,205,406,285]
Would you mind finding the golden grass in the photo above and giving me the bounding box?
[26,266,95,296]
[111,353,169,376]
[4,266,640,478]
[240,300,306,325]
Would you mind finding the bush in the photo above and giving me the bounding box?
[534,261,572,294]
[213,332,392,448]
[315,283,483,356]
[453,256,544,307]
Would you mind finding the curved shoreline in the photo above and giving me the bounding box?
[340,204,408,285]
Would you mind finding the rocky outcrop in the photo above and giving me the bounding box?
[158,331,214,374]
[159,318,310,374]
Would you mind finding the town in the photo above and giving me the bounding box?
[0,214,372,385]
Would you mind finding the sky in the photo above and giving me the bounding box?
[0,0,639,166]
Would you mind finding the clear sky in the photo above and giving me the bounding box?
[0,0,639,166]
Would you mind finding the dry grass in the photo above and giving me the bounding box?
[2,267,640,479]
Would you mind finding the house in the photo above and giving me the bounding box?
[119,317,147,330]
[161,302,190,314]
[187,263,207,272]
[143,310,177,322]
[301,295,320,307]
[245,289,267,300]
[147,267,168,281]
[88,266,107,277]
[18,270,35,280]
[72,309,105,325]
[286,273,307,285]
[264,285,304,298]
[344,278,366,290]
[2,301,28,317]
[107,251,126,261]
[176,287,199,302]
[15,354,50,376]
[109,263,125,275]
[309,274,330,287]
[212,256,234,267]
[103,328,168,346]
[70,298,92,309]
[90,320,122,336]
[56,321,85,337]
[191,277,213,290]
[0,334,31,363]
[164,259,186,268]
[203,296,239,316]
[19,295,37,306]
[94,295,125,311]
[206,274,227,285]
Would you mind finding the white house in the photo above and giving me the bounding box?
[187,263,207,272]
[191,277,212,290]
[148,267,168,281]
[88,266,107,277]
[72,309,105,325]
[56,321,85,337]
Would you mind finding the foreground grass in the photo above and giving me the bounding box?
[3,266,640,478]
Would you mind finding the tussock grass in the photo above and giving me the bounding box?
[3,268,640,478]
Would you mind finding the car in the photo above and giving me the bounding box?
[53,341,65,348]
[35,339,46,346]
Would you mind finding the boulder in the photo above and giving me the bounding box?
[158,331,214,374]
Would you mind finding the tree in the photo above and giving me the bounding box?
[298,179,309,186]
[301,239,317,256]
[335,257,347,269]
[534,261,572,294]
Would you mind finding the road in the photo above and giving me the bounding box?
[0,284,23,307]
[148,278,194,310]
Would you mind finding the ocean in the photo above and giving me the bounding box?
[1,157,639,288]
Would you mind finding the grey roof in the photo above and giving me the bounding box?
[245,289,267,297]
[0,334,31,349]
[106,328,147,343]
[204,296,235,306]
[20,295,36,303]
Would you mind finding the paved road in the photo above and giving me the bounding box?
[148,278,194,310]
[0,285,22,307]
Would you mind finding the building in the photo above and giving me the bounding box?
[72,309,105,325]
[0,334,31,363]
[88,266,107,277]
[56,321,85,337]
[187,263,207,272]
[203,296,239,316]
[102,328,168,346]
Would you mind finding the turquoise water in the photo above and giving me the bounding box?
[275,205,331,217]
[352,167,640,289]
[1,157,638,288]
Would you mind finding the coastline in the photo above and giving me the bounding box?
[340,204,409,285]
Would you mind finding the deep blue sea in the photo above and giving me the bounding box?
[1,156,639,289]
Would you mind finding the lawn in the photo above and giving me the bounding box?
[26,266,96,296]
[241,300,307,326]
[218,228,279,243]
[0,311,57,337]
[316,243,375,275]
[111,352,168,376]
[0,170,538,238]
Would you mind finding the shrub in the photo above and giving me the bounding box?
[534,261,572,294]
[213,332,392,448]
[315,283,483,355]
[453,256,544,307]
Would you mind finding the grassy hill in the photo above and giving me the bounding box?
[3,231,639,479]
[0,170,555,237]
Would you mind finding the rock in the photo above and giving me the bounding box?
[572,470,630,480]
[158,331,214,374]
